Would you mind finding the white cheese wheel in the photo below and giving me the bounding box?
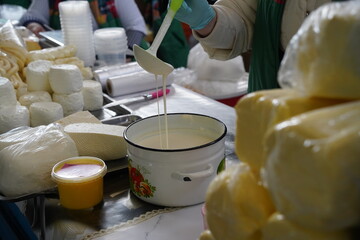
[29,102,64,127]
[0,77,17,107]
[19,91,52,108]
[82,80,103,111]
[52,91,84,117]
[0,124,79,196]
[49,64,83,94]
[26,60,53,92]
[64,123,127,161]
[0,105,30,134]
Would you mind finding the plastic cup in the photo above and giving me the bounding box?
[51,156,107,209]
[94,28,128,66]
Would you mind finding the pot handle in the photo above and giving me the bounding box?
[171,164,214,182]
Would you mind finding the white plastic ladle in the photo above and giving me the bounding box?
[133,0,184,77]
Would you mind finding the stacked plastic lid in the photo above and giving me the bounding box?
[59,1,96,67]
[94,27,128,66]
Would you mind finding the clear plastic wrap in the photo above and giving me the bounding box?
[278,2,360,100]
[0,123,79,197]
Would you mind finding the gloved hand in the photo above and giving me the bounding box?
[173,0,216,30]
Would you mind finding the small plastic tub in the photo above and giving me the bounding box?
[51,156,107,209]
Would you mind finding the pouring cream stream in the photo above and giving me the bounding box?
[133,0,184,149]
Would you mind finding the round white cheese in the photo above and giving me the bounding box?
[82,80,103,111]
[0,105,30,134]
[49,64,83,94]
[52,91,84,116]
[19,91,52,108]
[0,77,17,107]
[30,102,64,127]
[26,60,53,92]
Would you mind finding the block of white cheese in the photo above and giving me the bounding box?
[49,64,83,94]
[0,77,17,107]
[64,123,127,161]
[0,104,30,134]
[52,91,84,116]
[19,91,52,108]
[55,111,101,127]
[263,100,360,231]
[82,80,103,111]
[235,89,348,175]
[205,162,275,240]
[262,212,351,240]
[26,60,53,92]
[29,102,63,127]
[278,2,360,99]
[0,124,78,196]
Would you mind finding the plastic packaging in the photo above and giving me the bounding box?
[51,156,107,209]
[278,2,360,100]
[0,124,78,196]
[106,69,174,97]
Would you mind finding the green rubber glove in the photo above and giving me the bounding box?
[173,0,216,30]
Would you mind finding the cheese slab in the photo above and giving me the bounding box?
[55,111,101,127]
[263,100,360,231]
[235,89,348,175]
[64,123,127,161]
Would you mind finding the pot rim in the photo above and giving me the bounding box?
[124,113,227,152]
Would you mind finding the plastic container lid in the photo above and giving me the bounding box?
[52,157,107,183]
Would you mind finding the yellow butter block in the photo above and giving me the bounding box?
[262,212,351,240]
[235,89,347,175]
[205,162,275,240]
[263,100,360,231]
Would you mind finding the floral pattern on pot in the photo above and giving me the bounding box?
[128,159,156,198]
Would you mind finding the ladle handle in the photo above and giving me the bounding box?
[148,9,176,54]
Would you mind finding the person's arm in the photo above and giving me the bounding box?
[18,0,50,37]
[114,0,147,48]
[175,0,257,60]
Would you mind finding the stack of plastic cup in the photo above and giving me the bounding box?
[94,27,128,66]
[59,1,96,67]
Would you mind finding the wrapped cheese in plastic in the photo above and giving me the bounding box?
[235,89,348,176]
[262,100,360,231]
[204,162,275,240]
[262,212,351,240]
[278,2,360,100]
[0,21,28,69]
[0,123,78,196]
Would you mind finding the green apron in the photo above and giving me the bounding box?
[1,0,31,8]
[247,0,285,93]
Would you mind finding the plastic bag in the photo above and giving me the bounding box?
[0,123,78,197]
[278,2,360,100]
[187,43,246,82]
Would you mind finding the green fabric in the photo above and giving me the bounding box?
[1,0,31,8]
[48,0,122,30]
[151,10,190,68]
[247,0,285,93]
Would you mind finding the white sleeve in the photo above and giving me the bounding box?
[114,0,147,35]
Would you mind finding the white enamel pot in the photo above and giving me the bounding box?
[124,113,227,207]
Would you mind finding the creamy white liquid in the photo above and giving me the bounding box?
[137,129,213,149]
[155,74,169,149]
